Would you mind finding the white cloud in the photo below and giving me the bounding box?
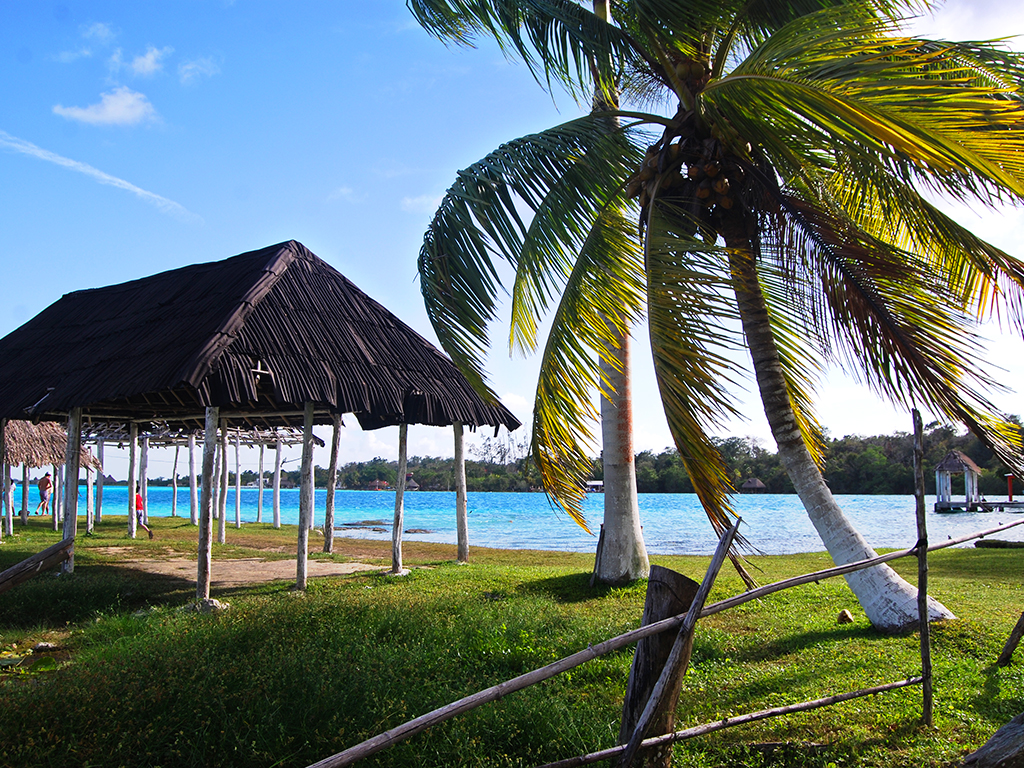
[55,48,92,63]
[53,86,157,126]
[327,185,359,203]
[81,22,115,44]
[0,130,201,223]
[178,56,220,84]
[131,45,173,76]
[400,193,443,213]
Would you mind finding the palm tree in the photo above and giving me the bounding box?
[410,0,1024,631]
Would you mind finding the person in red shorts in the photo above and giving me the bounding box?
[136,492,153,539]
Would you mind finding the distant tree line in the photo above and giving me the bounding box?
[142,421,1020,496]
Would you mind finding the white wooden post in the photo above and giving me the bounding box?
[197,407,219,600]
[391,423,409,575]
[188,433,198,525]
[296,402,314,590]
[324,413,341,553]
[308,449,316,530]
[212,436,221,520]
[20,463,29,525]
[140,435,149,524]
[52,464,61,532]
[171,445,179,517]
[454,421,469,563]
[0,419,7,540]
[218,421,228,544]
[95,439,104,524]
[273,437,282,528]
[85,466,94,534]
[234,430,242,529]
[128,423,138,538]
[257,443,265,523]
[62,407,83,573]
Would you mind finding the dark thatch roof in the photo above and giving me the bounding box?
[0,241,520,433]
[1,420,102,470]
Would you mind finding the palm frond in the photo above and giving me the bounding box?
[406,0,639,100]
[419,114,648,395]
[531,204,646,528]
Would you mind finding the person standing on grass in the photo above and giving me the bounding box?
[34,472,52,515]
[136,491,153,539]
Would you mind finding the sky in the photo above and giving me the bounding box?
[2,1,1024,481]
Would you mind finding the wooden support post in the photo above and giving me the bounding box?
[197,406,219,600]
[140,435,149,524]
[619,566,700,767]
[218,421,228,544]
[257,443,265,524]
[618,519,740,768]
[4,460,12,538]
[234,430,241,529]
[454,422,469,563]
[95,439,104,524]
[913,409,933,726]
[128,423,138,539]
[20,463,29,525]
[309,448,316,530]
[0,419,6,541]
[52,464,60,532]
[171,445,179,517]
[188,433,198,525]
[212,434,221,521]
[273,437,282,529]
[296,402,314,590]
[324,413,341,553]
[85,466,94,534]
[62,407,83,573]
[997,612,1024,666]
[391,423,409,575]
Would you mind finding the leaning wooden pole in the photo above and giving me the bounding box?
[913,409,933,726]
[188,433,198,525]
[196,406,219,600]
[127,422,138,539]
[61,407,83,573]
[618,519,740,768]
[273,437,283,529]
[324,413,341,554]
[391,423,409,575]
[454,421,469,563]
[296,402,315,590]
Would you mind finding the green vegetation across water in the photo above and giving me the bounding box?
[1,519,1022,767]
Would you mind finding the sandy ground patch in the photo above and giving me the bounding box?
[92,547,384,587]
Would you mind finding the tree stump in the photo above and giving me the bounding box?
[619,565,700,768]
[963,711,1024,767]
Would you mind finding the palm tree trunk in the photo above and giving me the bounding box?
[590,0,648,586]
[723,223,953,632]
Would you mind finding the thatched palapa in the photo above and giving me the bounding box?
[0,240,520,433]
[1,420,101,470]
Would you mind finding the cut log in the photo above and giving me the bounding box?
[0,538,74,595]
[963,711,1024,767]
[619,566,699,768]
[976,540,1024,549]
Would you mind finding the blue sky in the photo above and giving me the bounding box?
[3,1,1023,481]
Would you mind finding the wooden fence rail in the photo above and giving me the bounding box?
[306,518,1024,768]
[0,537,74,595]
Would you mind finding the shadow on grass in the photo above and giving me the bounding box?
[0,565,195,629]
[518,571,618,603]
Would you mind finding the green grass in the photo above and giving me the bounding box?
[0,517,1022,767]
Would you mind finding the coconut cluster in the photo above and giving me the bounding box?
[625,134,745,220]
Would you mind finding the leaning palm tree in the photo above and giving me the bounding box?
[410,0,1024,631]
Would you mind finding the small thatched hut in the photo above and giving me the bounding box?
[2,420,101,470]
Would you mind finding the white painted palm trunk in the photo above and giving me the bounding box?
[593,331,649,585]
[779,439,954,631]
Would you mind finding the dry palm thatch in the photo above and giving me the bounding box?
[1,420,102,470]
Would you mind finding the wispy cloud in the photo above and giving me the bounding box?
[81,22,115,44]
[178,56,220,85]
[0,130,201,223]
[327,185,360,203]
[400,193,443,213]
[55,47,92,64]
[53,86,157,126]
[131,45,173,76]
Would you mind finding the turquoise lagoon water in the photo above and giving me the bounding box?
[77,487,1024,555]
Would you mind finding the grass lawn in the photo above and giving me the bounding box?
[0,515,1022,767]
